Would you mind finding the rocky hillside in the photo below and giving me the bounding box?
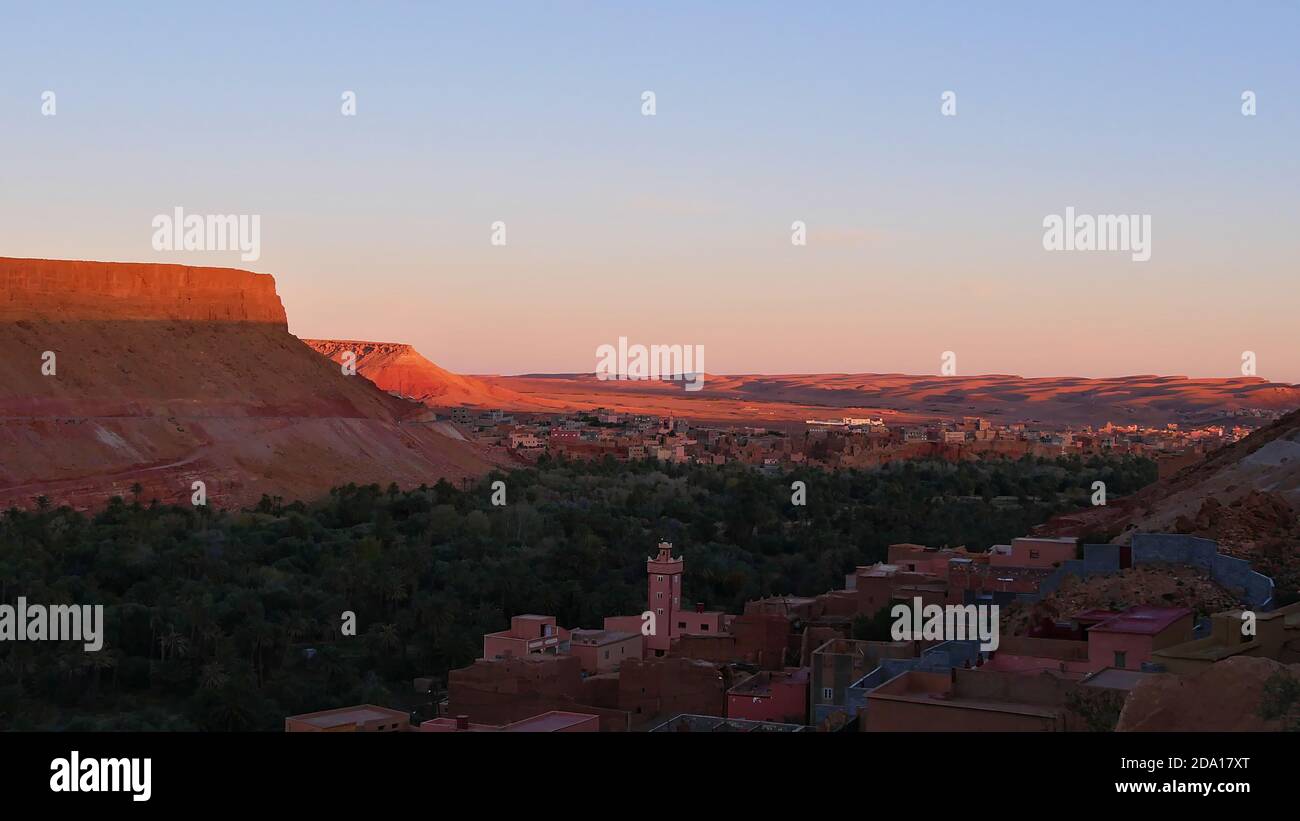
[0,257,500,510]
[1040,408,1300,595]
[1118,657,1300,731]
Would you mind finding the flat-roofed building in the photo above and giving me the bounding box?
[1152,601,1300,674]
[675,602,727,635]
[501,711,599,732]
[568,629,641,674]
[285,704,410,733]
[482,614,570,661]
[649,714,806,732]
[420,711,599,733]
[865,668,1082,732]
[989,537,1078,569]
[810,638,913,727]
[726,667,809,725]
[983,635,1092,678]
[1086,606,1194,672]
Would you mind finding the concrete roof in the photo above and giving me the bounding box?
[503,711,598,732]
[1090,606,1193,636]
[289,705,407,729]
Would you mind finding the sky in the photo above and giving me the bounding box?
[2,2,1297,380]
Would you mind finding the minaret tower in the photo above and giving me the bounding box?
[645,542,683,655]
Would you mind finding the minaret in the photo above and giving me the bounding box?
[645,542,683,655]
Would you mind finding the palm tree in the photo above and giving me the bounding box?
[373,623,401,655]
[281,616,309,665]
[199,661,229,691]
[383,573,408,616]
[86,650,118,696]
[160,627,188,662]
[360,623,396,669]
[0,645,34,692]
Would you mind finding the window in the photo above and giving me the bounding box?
[656,591,663,599]
[1114,650,1127,668]
[1029,549,1041,559]
[700,624,709,632]
[657,608,664,615]
[657,575,664,582]
[822,687,834,701]
[678,622,686,629]
[604,650,609,659]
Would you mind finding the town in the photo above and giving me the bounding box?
[288,529,1298,732]
[447,406,1274,479]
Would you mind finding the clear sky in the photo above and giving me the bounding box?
[2,2,1297,380]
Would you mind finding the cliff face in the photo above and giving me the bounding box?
[0,257,286,323]
[303,338,551,409]
[0,258,498,509]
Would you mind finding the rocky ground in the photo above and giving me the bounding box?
[1002,565,1239,636]
[1118,656,1300,731]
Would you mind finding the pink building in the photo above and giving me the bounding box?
[482,614,570,661]
[865,669,1066,732]
[674,602,727,636]
[726,668,810,725]
[603,614,645,636]
[1087,606,1194,671]
[987,607,1195,676]
[568,629,642,674]
[285,705,410,732]
[646,542,683,656]
[420,711,599,733]
[983,636,1092,677]
[988,537,1077,568]
[886,543,970,581]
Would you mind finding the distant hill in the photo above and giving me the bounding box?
[299,338,1300,429]
[302,340,556,410]
[475,371,1300,428]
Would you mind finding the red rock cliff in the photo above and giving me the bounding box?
[0,257,286,324]
[0,256,499,510]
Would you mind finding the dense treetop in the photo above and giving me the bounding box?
[0,454,1154,730]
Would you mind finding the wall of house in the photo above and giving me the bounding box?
[728,680,808,724]
[1088,632,1152,671]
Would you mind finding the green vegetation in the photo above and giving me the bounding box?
[1259,669,1300,731]
[0,453,1155,730]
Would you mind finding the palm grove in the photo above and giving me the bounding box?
[0,454,1154,730]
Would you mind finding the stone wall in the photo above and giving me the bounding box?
[1008,535,1274,610]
